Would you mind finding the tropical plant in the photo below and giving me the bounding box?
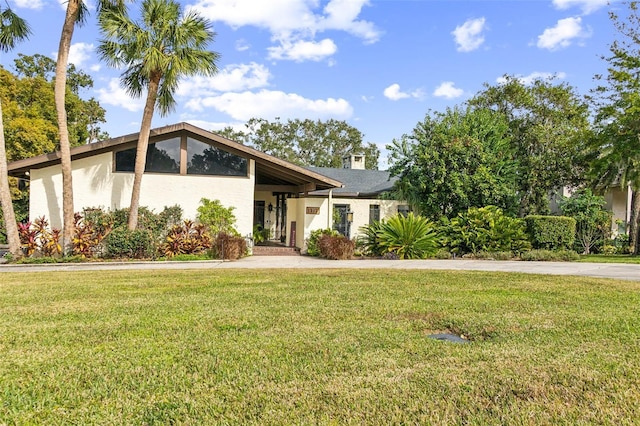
[443,206,530,255]
[97,0,219,230]
[357,220,385,257]
[0,3,30,259]
[376,213,439,259]
[160,220,212,258]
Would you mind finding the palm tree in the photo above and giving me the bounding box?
[97,0,219,230]
[0,4,30,258]
[54,0,88,254]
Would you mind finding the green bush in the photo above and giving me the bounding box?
[519,249,580,262]
[377,213,439,260]
[318,234,355,260]
[197,198,238,236]
[306,229,339,257]
[160,220,212,258]
[357,220,385,257]
[443,206,530,255]
[525,215,576,251]
[104,227,154,259]
[559,189,611,254]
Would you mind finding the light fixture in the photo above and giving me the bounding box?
[268,203,273,212]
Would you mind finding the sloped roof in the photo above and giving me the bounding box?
[8,122,342,192]
[306,166,397,197]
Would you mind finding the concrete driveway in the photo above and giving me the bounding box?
[1,256,639,281]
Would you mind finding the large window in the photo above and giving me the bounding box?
[114,136,248,177]
[187,137,247,176]
[115,137,181,174]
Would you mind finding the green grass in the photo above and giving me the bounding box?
[579,254,640,264]
[1,269,639,424]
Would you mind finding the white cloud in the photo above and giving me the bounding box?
[186,90,353,121]
[552,0,608,14]
[496,71,567,86]
[433,82,464,99]
[96,78,145,112]
[189,0,380,62]
[235,39,250,52]
[177,62,271,99]
[66,42,94,67]
[452,17,486,52]
[13,0,44,10]
[383,84,423,101]
[537,17,590,50]
[267,38,337,62]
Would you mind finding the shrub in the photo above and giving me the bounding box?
[104,227,154,259]
[197,199,238,236]
[559,189,612,254]
[160,220,212,258]
[18,217,62,258]
[306,228,339,257]
[525,215,576,251]
[110,205,182,238]
[519,249,580,262]
[357,221,385,257]
[432,249,452,259]
[377,213,439,260]
[211,232,246,260]
[318,234,355,260]
[252,224,270,244]
[72,210,113,258]
[443,206,530,255]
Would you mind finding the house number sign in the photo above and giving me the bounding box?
[306,207,320,215]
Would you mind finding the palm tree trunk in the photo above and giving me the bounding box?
[630,189,640,256]
[0,101,22,258]
[55,0,80,254]
[127,75,160,230]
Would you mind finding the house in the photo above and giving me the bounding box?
[8,123,405,249]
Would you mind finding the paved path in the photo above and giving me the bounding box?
[1,256,639,281]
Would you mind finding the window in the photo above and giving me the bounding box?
[398,205,410,217]
[114,136,248,177]
[115,137,181,174]
[369,204,380,224]
[187,137,247,176]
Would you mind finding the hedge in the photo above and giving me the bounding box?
[525,215,576,251]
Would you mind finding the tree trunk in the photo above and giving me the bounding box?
[128,75,160,230]
[630,189,640,256]
[0,101,22,259]
[55,0,80,255]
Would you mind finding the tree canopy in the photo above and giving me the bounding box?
[387,107,518,220]
[217,118,380,170]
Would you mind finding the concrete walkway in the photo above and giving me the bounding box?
[1,256,639,281]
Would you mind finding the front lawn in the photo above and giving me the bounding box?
[1,269,639,424]
[579,254,640,264]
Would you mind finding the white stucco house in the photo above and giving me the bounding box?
[8,122,406,250]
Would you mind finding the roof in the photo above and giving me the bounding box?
[7,122,342,192]
[306,166,397,197]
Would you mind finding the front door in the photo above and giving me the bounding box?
[333,204,351,238]
[253,201,265,229]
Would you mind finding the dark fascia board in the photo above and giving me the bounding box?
[7,122,343,190]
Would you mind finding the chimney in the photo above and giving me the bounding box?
[342,154,365,170]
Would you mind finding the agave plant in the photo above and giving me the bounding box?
[377,213,439,259]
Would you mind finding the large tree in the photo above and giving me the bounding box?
[589,1,640,254]
[97,0,219,230]
[387,106,518,220]
[0,4,30,258]
[469,75,591,216]
[218,117,381,170]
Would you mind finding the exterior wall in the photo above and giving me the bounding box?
[604,186,632,235]
[290,195,406,250]
[29,152,256,236]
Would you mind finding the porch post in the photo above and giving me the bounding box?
[327,189,333,229]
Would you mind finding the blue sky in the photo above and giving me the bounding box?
[0,0,622,168]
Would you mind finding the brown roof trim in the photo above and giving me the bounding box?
[8,122,343,190]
